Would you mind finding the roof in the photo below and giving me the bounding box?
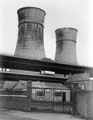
[3,81,69,90]
[67,72,90,83]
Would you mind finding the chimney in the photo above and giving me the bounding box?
[14,7,46,59]
[55,27,78,64]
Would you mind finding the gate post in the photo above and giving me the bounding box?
[72,89,76,114]
[26,81,32,111]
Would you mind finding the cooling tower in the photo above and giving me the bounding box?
[55,28,78,64]
[15,7,46,59]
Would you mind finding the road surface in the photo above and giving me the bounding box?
[0,109,86,120]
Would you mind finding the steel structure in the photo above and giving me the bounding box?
[0,55,93,78]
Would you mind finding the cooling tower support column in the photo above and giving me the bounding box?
[15,7,46,59]
[55,28,78,64]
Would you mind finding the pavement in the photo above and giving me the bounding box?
[0,109,86,120]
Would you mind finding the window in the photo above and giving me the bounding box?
[54,91,62,97]
[74,83,78,89]
[81,84,85,90]
[36,91,44,96]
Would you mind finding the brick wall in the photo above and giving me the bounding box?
[75,91,93,118]
[0,90,27,111]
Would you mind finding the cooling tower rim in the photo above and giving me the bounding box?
[17,7,46,15]
[55,27,78,33]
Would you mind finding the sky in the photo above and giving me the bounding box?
[0,0,93,67]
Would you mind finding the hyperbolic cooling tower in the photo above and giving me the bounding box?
[15,7,46,59]
[55,28,78,64]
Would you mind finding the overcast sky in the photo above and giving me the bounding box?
[0,0,93,66]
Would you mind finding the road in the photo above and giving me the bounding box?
[0,109,86,120]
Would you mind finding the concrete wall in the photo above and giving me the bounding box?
[75,91,93,118]
[15,7,46,59]
[55,28,78,64]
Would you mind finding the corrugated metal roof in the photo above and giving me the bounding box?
[3,81,69,90]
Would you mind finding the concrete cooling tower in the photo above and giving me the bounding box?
[55,28,78,64]
[15,7,46,59]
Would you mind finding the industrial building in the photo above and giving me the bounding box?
[0,7,93,119]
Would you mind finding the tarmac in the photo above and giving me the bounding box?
[0,109,87,120]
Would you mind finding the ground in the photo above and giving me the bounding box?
[0,109,86,120]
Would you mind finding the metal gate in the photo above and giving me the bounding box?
[31,88,72,113]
